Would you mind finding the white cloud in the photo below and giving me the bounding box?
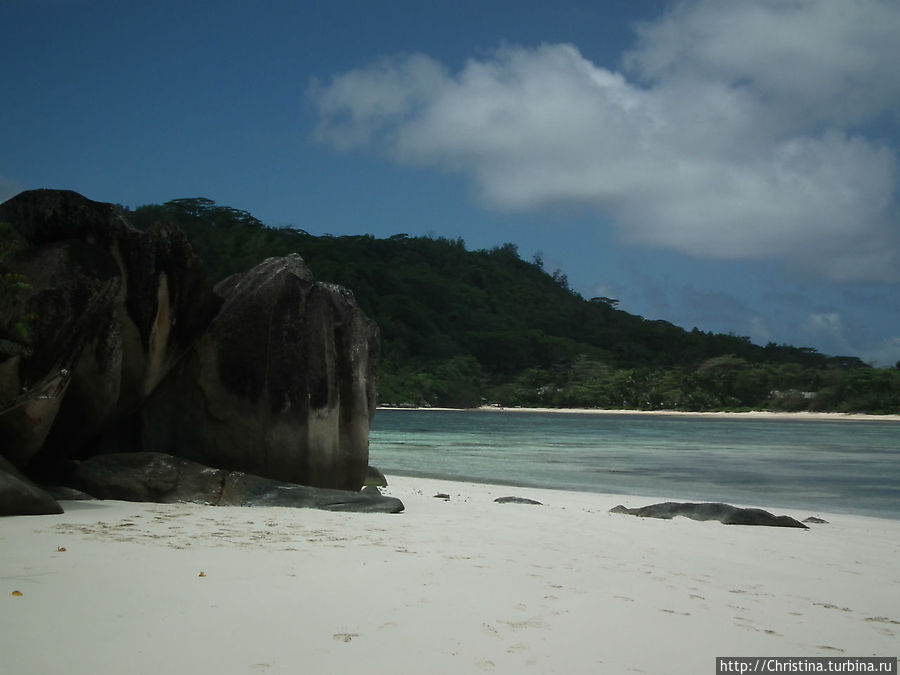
[309,1,900,282]
[309,53,449,152]
[623,0,900,127]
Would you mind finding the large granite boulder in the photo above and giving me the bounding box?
[0,190,220,471]
[140,254,380,491]
[68,452,403,513]
[610,502,808,528]
[1,189,381,503]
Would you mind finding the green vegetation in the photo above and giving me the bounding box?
[126,198,900,414]
[0,221,35,340]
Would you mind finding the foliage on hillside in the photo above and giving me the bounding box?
[0,221,34,340]
[126,198,900,414]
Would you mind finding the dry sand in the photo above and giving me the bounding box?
[2,476,898,674]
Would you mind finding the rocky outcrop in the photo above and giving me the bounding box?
[139,254,379,491]
[1,189,382,513]
[0,455,62,516]
[0,189,219,471]
[67,452,225,504]
[68,452,403,513]
[610,502,808,528]
[221,472,402,512]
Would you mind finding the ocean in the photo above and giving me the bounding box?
[369,409,900,520]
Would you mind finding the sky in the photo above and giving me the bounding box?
[2,0,899,366]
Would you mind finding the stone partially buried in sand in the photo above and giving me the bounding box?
[66,452,403,513]
[494,496,543,505]
[803,516,829,524]
[610,502,808,528]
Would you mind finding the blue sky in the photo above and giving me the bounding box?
[3,0,899,366]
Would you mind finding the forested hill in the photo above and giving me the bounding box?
[127,198,899,413]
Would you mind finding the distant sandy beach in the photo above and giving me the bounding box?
[2,476,898,674]
[379,405,900,422]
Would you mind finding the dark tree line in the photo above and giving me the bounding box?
[123,198,900,413]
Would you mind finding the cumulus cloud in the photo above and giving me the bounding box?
[309,53,449,152]
[624,0,900,127]
[309,0,900,281]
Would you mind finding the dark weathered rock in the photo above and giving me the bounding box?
[609,502,808,529]
[70,452,227,503]
[434,492,450,500]
[494,496,543,505]
[0,240,119,467]
[0,455,63,516]
[0,190,219,470]
[220,472,404,513]
[365,465,388,487]
[803,516,829,524]
[40,485,95,501]
[67,452,403,513]
[140,254,379,491]
[1,190,382,498]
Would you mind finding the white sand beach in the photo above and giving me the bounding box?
[2,476,898,674]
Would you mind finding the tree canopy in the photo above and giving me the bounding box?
[125,198,899,413]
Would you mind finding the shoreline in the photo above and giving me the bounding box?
[2,475,898,674]
[375,470,900,522]
[378,405,900,422]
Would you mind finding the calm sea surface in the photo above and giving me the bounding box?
[369,410,900,520]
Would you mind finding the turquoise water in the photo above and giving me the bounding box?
[369,410,900,519]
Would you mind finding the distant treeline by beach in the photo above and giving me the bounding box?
[125,198,900,414]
